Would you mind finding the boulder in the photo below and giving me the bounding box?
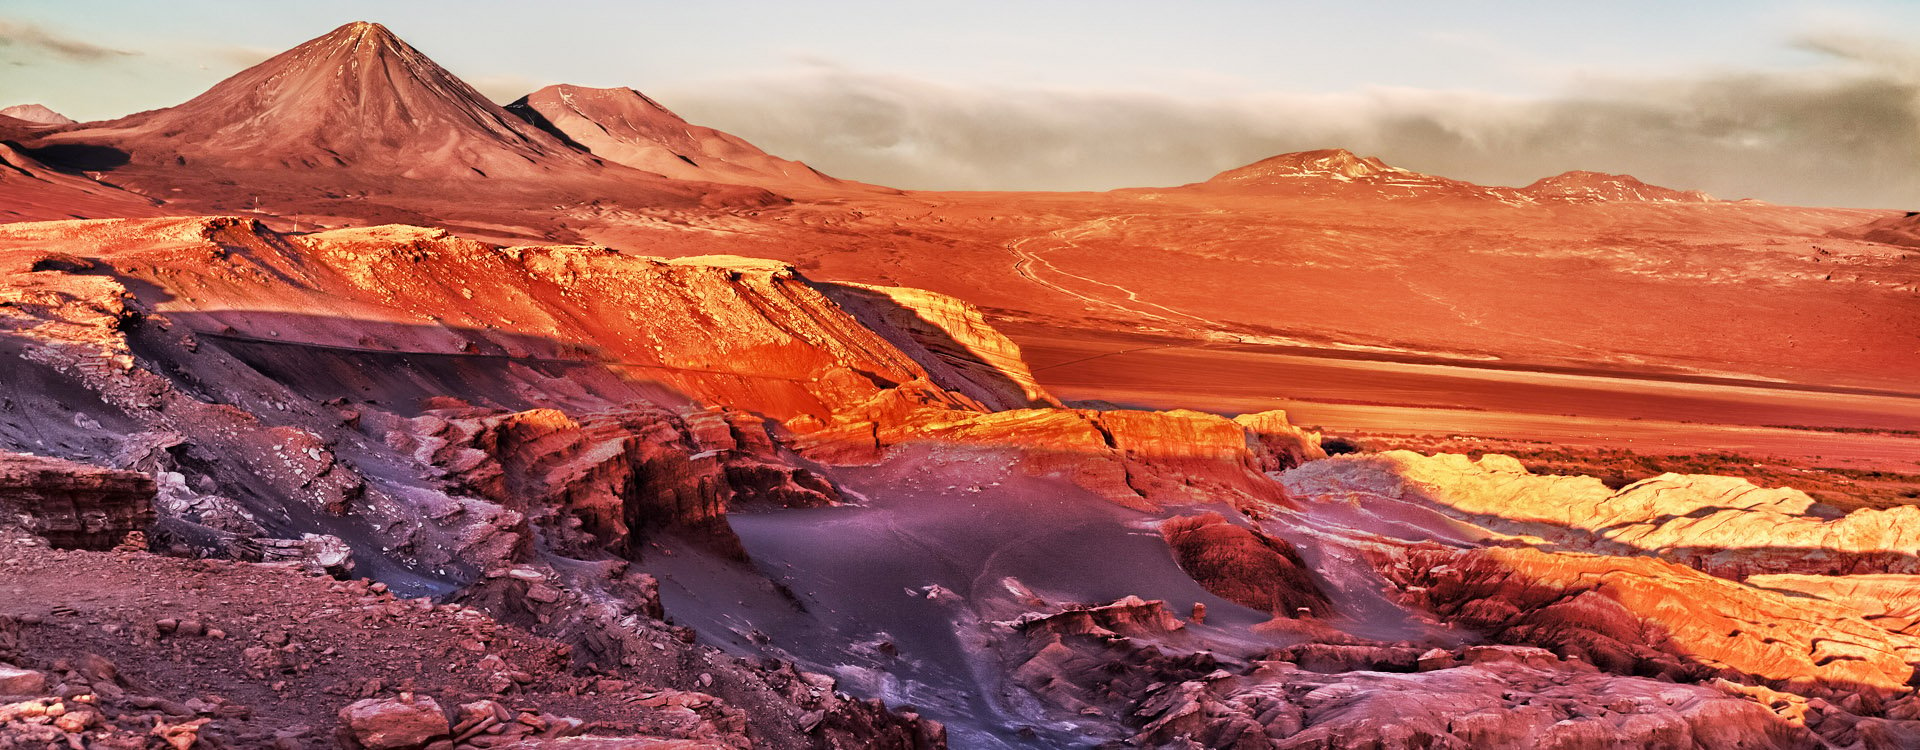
[339,694,449,750]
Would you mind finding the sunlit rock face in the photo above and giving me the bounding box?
[1283,450,1920,577]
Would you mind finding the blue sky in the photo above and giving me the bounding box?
[3,1,1918,205]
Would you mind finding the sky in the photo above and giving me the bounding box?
[2,1,1918,207]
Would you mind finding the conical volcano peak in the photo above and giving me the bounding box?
[43,18,599,179]
[336,20,392,39]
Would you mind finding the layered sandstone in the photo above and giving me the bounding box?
[793,407,1300,510]
[390,405,837,559]
[0,452,153,549]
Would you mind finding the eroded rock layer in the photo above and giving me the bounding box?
[0,452,153,549]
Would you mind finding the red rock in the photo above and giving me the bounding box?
[339,694,450,750]
[1159,512,1330,617]
[0,665,47,696]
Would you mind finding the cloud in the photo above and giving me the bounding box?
[656,34,1920,209]
[0,18,137,62]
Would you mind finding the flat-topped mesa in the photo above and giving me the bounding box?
[1524,170,1715,203]
[35,22,598,179]
[507,84,853,191]
[1208,148,1408,184]
[0,452,154,549]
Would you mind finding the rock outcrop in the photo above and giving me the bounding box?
[819,282,1059,411]
[0,452,153,549]
[1371,544,1920,698]
[1522,171,1715,203]
[793,407,1297,510]
[1129,658,1820,749]
[390,404,837,559]
[1159,512,1330,617]
[1283,451,1920,577]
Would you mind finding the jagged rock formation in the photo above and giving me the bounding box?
[1283,451,1920,577]
[1744,574,1920,639]
[507,84,853,192]
[0,452,152,549]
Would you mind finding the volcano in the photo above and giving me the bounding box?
[37,22,600,180]
[508,84,860,192]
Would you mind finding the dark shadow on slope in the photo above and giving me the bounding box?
[23,143,130,172]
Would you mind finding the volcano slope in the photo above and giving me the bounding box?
[4,216,1920,748]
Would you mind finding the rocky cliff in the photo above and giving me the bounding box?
[0,452,153,549]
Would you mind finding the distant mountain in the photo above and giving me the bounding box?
[508,84,863,192]
[0,104,75,126]
[1524,171,1714,204]
[1209,148,1408,184]
[1201,148,1531,203]
[37,22,600,179]
[1832,211,1920,249]
[1200,149,1718,206]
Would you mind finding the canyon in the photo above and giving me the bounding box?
[0,19,1917,750]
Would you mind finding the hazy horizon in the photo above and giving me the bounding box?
[2,0,1917,208]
